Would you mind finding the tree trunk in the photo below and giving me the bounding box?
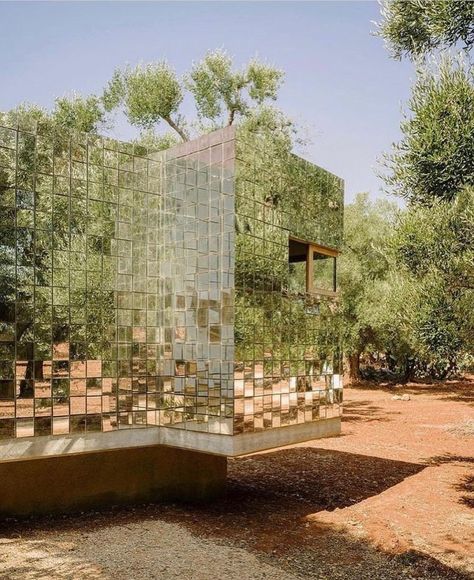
[348,352,361,383]
[19,359,43,398]
[402,356,414,382]
[386,351,397,372]
[164,116,188,142]
[227,108,236,126]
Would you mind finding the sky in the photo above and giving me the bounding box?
[0,1,415,203]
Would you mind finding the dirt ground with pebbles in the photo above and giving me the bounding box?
[0,378,472,580]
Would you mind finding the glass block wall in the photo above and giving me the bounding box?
[233,126,344,434]
[151,129,235,435]
[0,114,158,439]
[0,114,342,445]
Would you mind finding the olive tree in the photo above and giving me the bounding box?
[52,93,105,133]
[377,0,474,59]
[102,62,187,141]
[337,193,406,380]
[379,0,474,377]
[186,49,284,126]
[102,50,285,144]
[394,187,474,376]
[383,57,474,205]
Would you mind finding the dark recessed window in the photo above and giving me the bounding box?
[288,237,337,294]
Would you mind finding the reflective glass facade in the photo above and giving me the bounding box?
[0,114,343,446]
[233,127,343,434]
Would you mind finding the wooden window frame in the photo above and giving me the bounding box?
[289,236,340,296]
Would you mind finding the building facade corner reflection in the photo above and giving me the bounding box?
[0,112,343,447]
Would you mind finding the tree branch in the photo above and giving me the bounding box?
[164,116,188,142]
[227,108,236,126]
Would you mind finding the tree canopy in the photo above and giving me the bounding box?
[103,62,187,140]
[339,190,473,381]
[377,2,474,380]
[383,57,474,205]
[186,49,283,127]
[5,50,291,153]
[337,193,415,380]
[102,49,285,145]
[377,0,474,59]
[52,93,105,133]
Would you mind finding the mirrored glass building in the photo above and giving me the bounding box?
[0,115,343,463]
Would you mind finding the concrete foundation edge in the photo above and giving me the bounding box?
[0,445,227,517]
[0,418,341,517]
[0,417,342,461]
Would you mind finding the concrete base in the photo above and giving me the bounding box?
[232,416,341,455]
[0,417,342,462]
[0,445,227,517]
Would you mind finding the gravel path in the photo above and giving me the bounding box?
[0,521,300,580]
[0,518,467,580]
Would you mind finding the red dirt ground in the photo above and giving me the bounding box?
[170,378,474,577]
[1,379,473,579]
[309,380,474,571]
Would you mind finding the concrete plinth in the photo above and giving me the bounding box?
[0,445,227,517]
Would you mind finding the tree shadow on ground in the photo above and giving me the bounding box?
[403,377,474,405]
[0,447,470,579]
[348,376,474,405]
[456,474,474,508]
[428,454,474,510]
[0,538,104,580]
[342,398,400,423]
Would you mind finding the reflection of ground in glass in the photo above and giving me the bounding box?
[0,118,343,445]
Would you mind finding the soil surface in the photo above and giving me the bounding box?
[0,379,473,579]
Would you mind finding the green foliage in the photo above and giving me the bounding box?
[103,51,285,144]
[1,103,49,129]
[377,0,474,59]
[395,188,474,374]
[238,105,296,152]
[340,192,473,380]
[103,62,187,140]
[337,193,410,363]
[52,93,105,133]
[186,49,284,126]
[384,57,474,204]
[5,50,293,153]
[101,69,124,111]
[412,278,464,377]
[133,129,180,155]
[395,187,474,287]
[4,94,105,135]
[337,193,470,380]
[379,3,474,379]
